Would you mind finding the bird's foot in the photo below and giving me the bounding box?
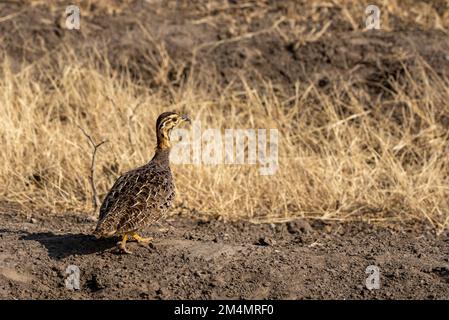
[115,234,132,254]
[116,241,132,254]
[131,233,154,248]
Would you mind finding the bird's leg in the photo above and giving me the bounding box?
[131,232,153,246]
[116,233,132,254]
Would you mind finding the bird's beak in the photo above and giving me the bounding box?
[181,114,191,124]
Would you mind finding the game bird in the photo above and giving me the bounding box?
[93,112,190,253]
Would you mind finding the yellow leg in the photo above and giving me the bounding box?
[131,232,153,246]
[116,233,132,254]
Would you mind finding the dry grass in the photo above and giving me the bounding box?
[0,0,448,231]
[1,47,448,231]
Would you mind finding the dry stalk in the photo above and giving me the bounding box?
[77,125,107,213]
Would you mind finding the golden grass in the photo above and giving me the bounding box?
[0,45,448,231]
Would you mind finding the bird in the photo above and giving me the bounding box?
[93,111,191,254]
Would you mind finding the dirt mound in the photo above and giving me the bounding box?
[1,1,448,95]
[0,210,448,299]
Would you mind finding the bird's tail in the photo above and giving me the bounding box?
[92,229,103,239]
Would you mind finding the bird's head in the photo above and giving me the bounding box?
[156,112,191,150]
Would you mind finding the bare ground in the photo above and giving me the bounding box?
[1,1,449,96]
[0,209,448,299]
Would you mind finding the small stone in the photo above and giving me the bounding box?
[87,274,106,291]
[156,287,166,296]
[255,237,275,246]
[287,220,314,234]
[139,292,149,299]
[86,215,98,222]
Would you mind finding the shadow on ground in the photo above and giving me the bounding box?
[18,232,116,259]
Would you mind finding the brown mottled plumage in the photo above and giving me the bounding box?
[94,112,190,253]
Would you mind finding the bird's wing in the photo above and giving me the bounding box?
[96,165,174,235]
[98,171,132,221]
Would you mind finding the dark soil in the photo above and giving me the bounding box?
[1,1,448,97]
[0,210,448,299]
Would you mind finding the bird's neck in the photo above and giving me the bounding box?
[151,147,171,166]
[153,129,172,165]
[157,131,171,150]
